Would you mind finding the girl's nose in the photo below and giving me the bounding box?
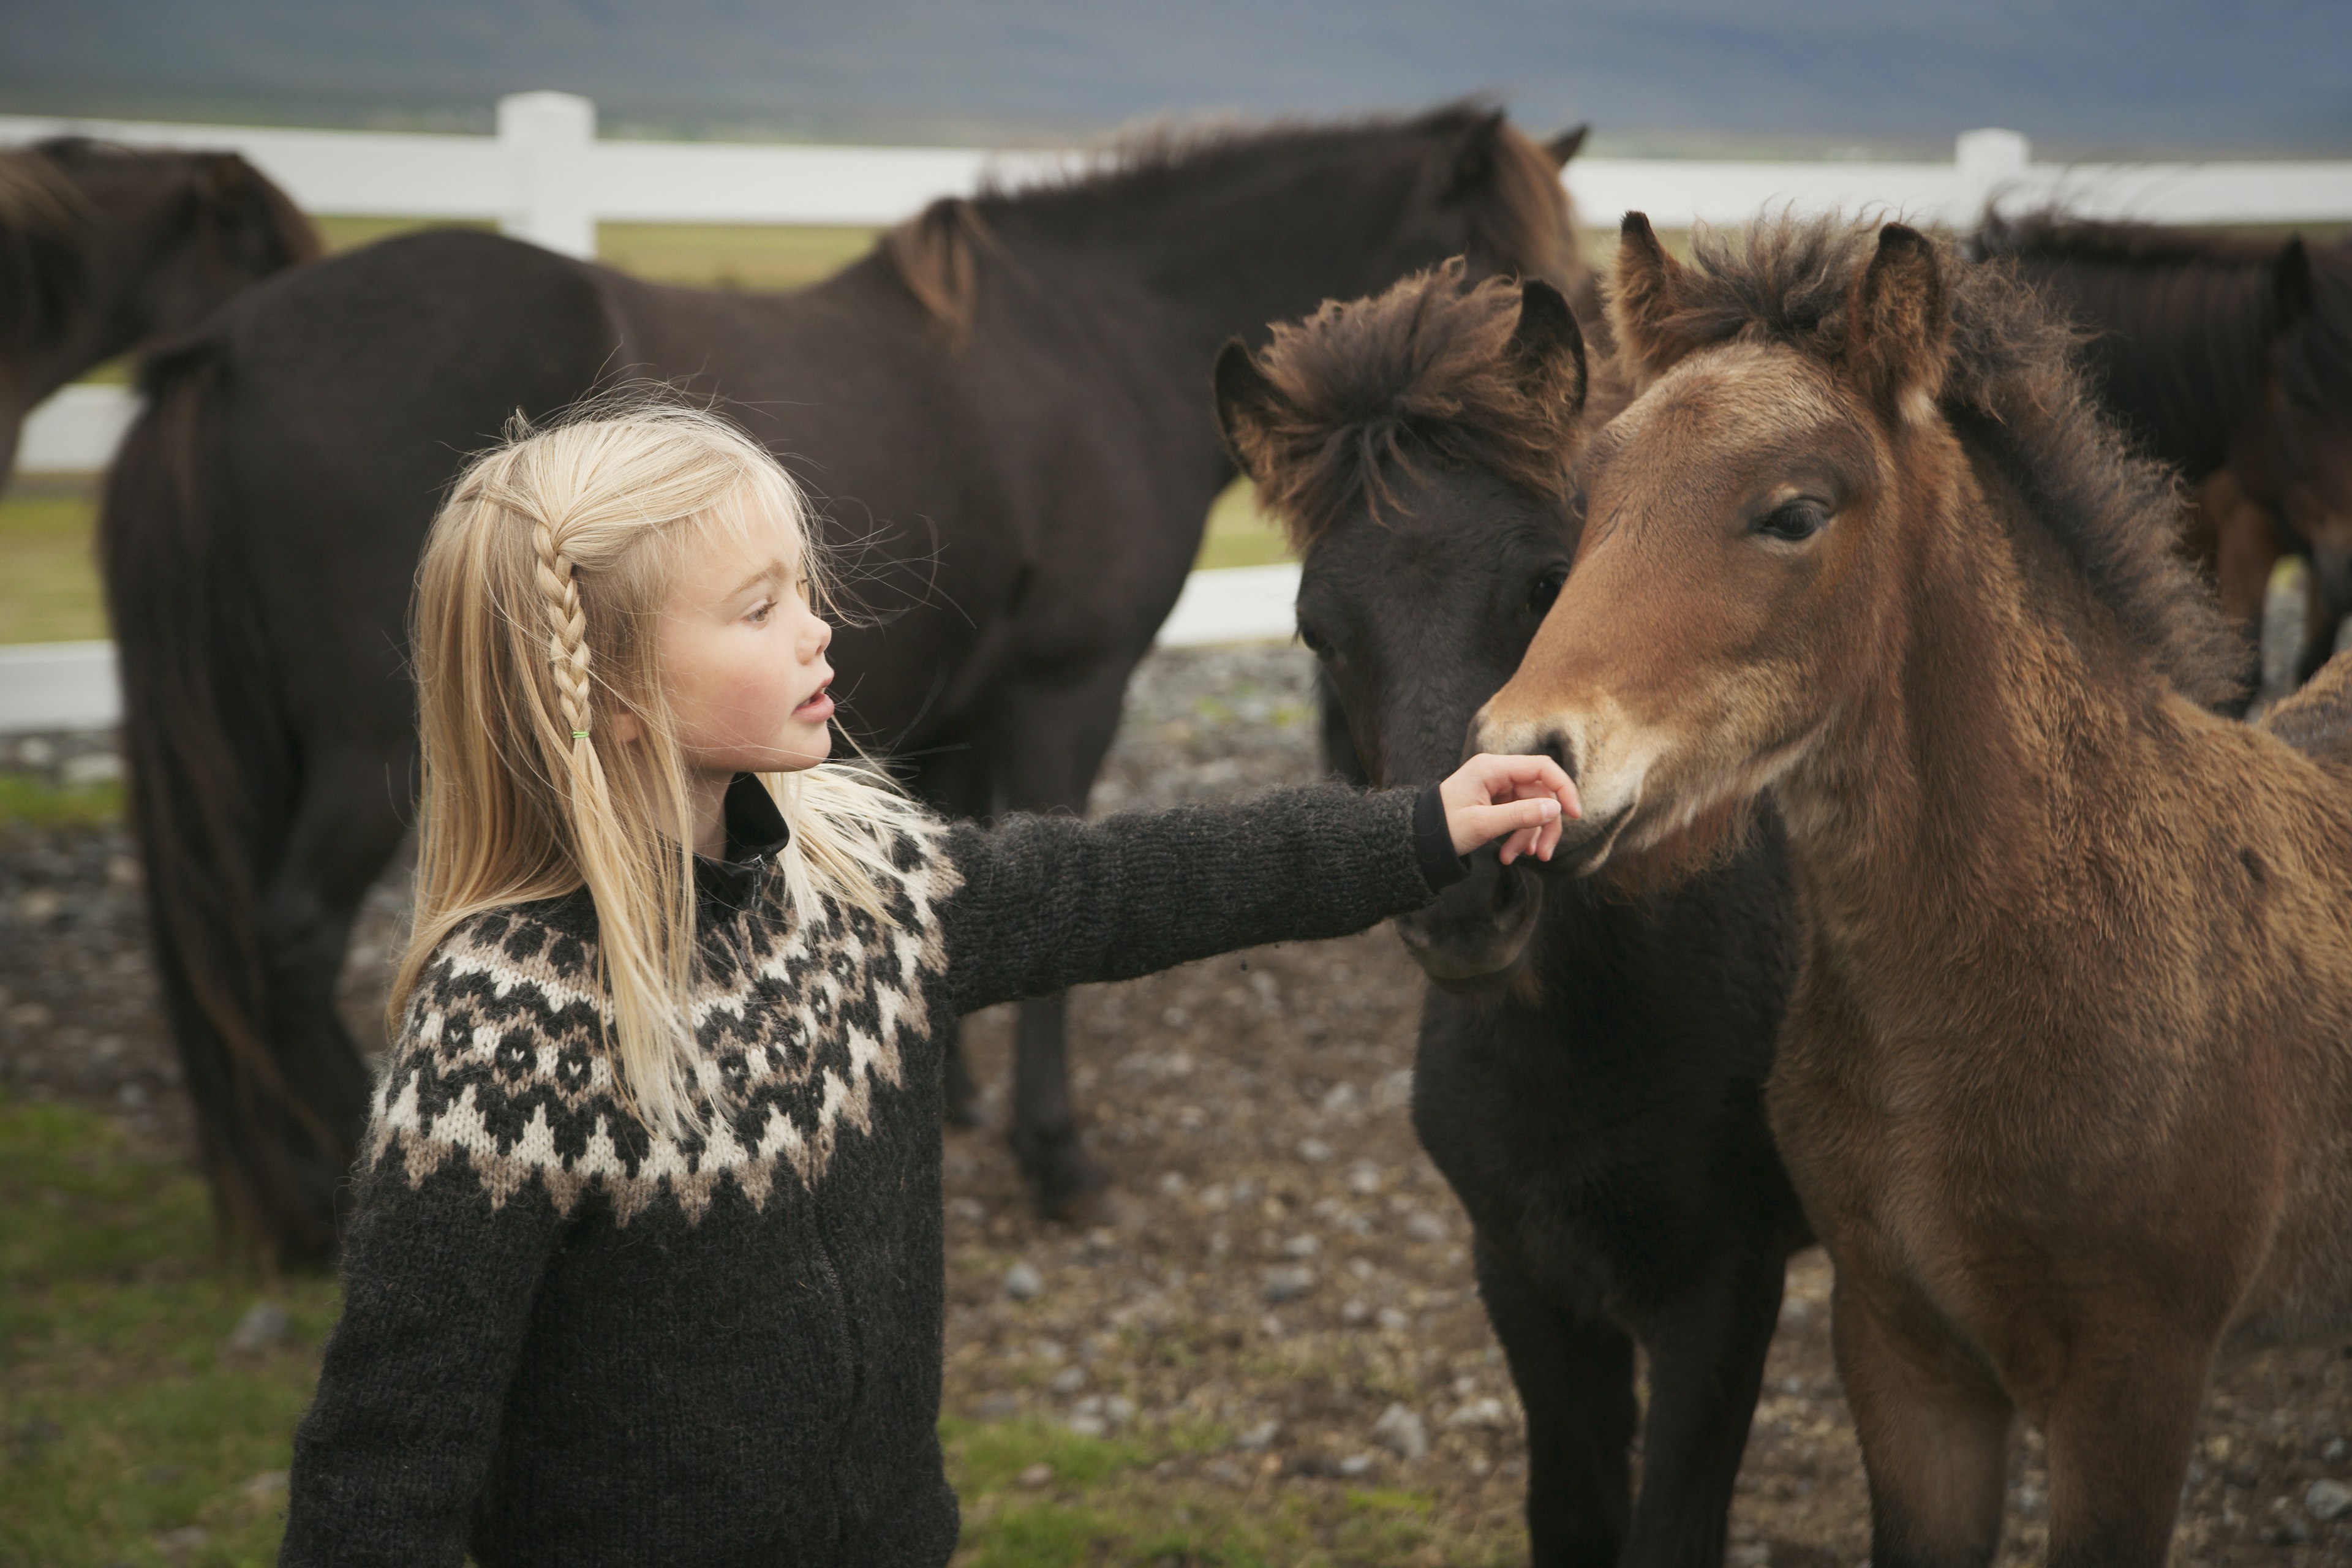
[804,613,832,660]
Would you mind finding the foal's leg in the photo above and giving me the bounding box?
[991,668,1137,1219]
[1833,1283,2013,1568]
[1619,1246,1790,1567]
[2037,1326,2211,1568]
[1473,1236,1637,1568]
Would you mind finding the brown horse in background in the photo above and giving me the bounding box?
[0,137,318,481]
[1479,214,2352,1566]
[1973,215,2352,674]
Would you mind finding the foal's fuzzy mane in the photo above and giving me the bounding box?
[1653,216,2247,710]
[1229,262,1583,551]
[883,106,1579,338]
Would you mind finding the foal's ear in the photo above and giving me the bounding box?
[1610,211,1700,387]
[1509,279,1588,423]
[1213,338,1281,474]
[1544,124,1590,168]
[1842,223,1952,421]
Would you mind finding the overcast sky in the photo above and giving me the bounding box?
[2,0,2345,155]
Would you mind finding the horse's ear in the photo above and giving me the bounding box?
[1545,124,1589,168]
[1444,108,1510,198]
[1842,223,1952,421]
[1213,337,1281,474]
[1611,211,1699,386]
[2275,237,2314,323]
[1509,279,1588,423]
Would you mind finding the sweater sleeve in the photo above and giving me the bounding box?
[279,1016,572,1563]
[938,782,1443,1015]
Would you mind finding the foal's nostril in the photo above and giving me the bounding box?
[1539,731,1577,785]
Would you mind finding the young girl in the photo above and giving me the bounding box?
[278,401,1574,1567]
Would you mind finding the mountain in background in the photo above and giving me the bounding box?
[2,0,2345,156]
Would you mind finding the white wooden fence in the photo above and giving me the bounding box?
[5,96,2351,726]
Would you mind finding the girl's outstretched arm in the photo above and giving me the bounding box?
[939,757,1573,1014]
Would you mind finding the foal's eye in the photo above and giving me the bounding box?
[1753,500,1829,542]
[1298,621,1333,657]
[1526,568,1568,617]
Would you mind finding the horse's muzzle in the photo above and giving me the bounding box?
[1393,852,1545,992]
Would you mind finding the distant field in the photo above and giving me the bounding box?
[0,482,104,644]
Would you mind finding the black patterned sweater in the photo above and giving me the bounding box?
[279,776,1464,1568]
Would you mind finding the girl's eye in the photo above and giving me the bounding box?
[1753,500,1829,542]
[747,599,775,625]
[1526,567,1568,617]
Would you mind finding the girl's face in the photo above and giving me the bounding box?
[654,503,835,779]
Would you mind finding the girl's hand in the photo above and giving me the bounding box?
[1440,754,1581,864]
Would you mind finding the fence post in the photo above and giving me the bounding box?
[1954,127,2031,225]
[497,91,597,258]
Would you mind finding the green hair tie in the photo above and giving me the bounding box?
[572,729,590,740]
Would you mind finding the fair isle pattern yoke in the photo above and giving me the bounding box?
[367,826,961,1224]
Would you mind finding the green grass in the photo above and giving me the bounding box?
[1,1098,1503,1567]
[0,774,124,829]
[0,480,104,644]
[1196,479,1292,571]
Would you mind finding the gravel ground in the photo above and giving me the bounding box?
[4,646,2350,1563]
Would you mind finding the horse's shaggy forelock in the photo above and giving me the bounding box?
[1651,215,2247,710]
[1234,261,1581,552]
[883,107,1578,334]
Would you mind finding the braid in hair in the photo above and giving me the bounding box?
[530,514,595,743]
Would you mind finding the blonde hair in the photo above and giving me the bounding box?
[393,397,931,1139]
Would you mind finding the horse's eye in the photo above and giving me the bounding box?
[1754,500,1829,541]
[1526,568,1568,617]
[1298,621,1333,657]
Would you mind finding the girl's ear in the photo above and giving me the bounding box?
[607,709,644,745]
[1610,212,1703,391]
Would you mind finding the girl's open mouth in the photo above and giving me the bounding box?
[794,684,834,722]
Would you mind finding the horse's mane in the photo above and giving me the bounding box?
[883,106,1577,338]
[0,141,93,350]
[1971,212,2302,472]
[0,138,322,355]
[1660,215,2244,710]
[1231,260,1581,551]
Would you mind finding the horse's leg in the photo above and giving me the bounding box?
[1833,1280,2012,1568]
[253,746,414,1243]
[1618,1246,1789,1567]
[2037,1325,2211,1568]
[1473,1234,1635,1568]
[990,669,1133,1219]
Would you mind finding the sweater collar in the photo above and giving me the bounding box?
[694,774,791,913]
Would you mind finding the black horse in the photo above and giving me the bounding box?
[1216,267,1809,1566]
[0,136,318,482]
[1972,214,2352,667]
[99,107,1593,1264]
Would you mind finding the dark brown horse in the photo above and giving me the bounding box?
[1480,213,2352,1567]
[0,137,318,480]
[100,107,1591,1264]
[1217,264,1807,1566]
[1972,214,2352,671]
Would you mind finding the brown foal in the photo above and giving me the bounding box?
[1477,214,2352,1567]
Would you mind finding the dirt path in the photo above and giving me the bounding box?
[2,648,2348,1563]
